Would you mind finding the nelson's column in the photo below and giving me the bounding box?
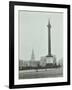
[45,20,56,65]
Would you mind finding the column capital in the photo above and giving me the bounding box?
[47,20,51,29]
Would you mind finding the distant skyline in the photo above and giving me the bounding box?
[18,10,63,62]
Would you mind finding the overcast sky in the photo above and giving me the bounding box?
[18,10,63,61]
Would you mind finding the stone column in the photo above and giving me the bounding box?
[47,20,51,56]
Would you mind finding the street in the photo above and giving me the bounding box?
[19,67,63,79]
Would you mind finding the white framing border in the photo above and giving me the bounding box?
[14,5,67,85]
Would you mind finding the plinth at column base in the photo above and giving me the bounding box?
[40,55,56,67]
